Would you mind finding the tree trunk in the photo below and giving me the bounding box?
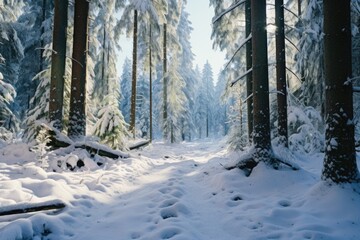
[163,23,168,140]
[68,0,89,139]
[40,0,47,72]
[245,0,253,144]
[101,27,107,95]
[206,108,209,138]
[322,0,359,183]
[275,0,288,147]
[149,23,153,142]
[130,10,138,139]
[251,0,272,161]
[49,0,68,131]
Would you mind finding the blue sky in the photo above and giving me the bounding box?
[185,0,225,78]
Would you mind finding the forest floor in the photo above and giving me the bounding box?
[0,139,360,239]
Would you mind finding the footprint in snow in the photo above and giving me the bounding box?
[226,195,243,207]
[159,227,182,239]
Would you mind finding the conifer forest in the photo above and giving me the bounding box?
[0,0,360,239]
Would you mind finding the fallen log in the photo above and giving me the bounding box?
[74,141,130,159]
[129,139,151,150]
[38,123,129,159]
[0,200,65,217]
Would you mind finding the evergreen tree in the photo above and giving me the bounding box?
[322,0,359,183]
[118,0,168,139]
[68,0,90,139]
[49,0,68,130]
[194,66,206,139]
[162,0,184,143]
[214,70,229,136]
[136,72,150,138]
[296,0,325,116]
[251,0,271,162]
[351,1,360,141]
[23,47,52,142]
[89,0,129,149]
[120,57,132,124]
[275,0,288,146]
[210,0,248,145]
[16,0,53,121]
[201,61,215,138]
[177,5,196,141]
[245,0,253,144]
[0,72,18,133]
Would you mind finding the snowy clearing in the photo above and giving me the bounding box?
[0,140,359,240]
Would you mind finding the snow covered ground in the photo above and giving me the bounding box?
[0,139,359,240]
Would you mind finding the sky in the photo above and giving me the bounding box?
[185,0,225,79]
[117,1,226,81]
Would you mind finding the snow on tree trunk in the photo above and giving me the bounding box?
[321,0,359,183]
[162,23,168,140]
[149,23,153,142]
[245,0,253,144]
[68,0,89,139]
[275,0,288,147]
[130,10,138,139]
[251,0,272,161]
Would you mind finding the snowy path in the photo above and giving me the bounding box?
[68,140,236,240]
[1,140,360,240]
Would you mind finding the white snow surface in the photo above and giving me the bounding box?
[0,139,360,240]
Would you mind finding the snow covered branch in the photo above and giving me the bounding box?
[212,0,246,24]
[353,86,360,92]
[345,76,360,85]
[230,68,252,87]
[224,33,252,71]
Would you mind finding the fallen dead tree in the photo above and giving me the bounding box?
[0,200,65,217]
[129,139,151,150]
[38,123,129,159]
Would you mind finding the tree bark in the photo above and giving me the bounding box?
[275,0,288,147]
[49,0,68,131]
[163,23,168,140]
[130,10,138,139]
[251,0,272,161]
[322,0,359,183]
[68,0,89,139]
[101,27,108,95]
[40,0,47,72]
[245,0,253,144]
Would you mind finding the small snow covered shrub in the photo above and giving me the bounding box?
[0,126,13,141]
[227,104,247,151]
[288,106,324,154]
[92,99,129,151]
[30,124,51,168]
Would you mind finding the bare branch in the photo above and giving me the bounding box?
[285,37,300,52]
[284,6,300,20]
[286,67,302,82]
